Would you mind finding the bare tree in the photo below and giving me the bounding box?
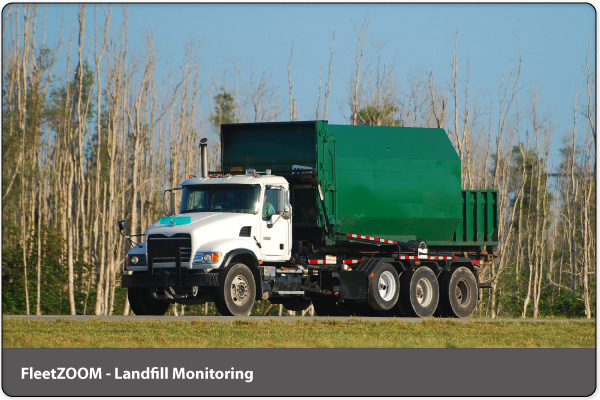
[249,71,279,122]
[348,21,368,125]
[287,41,297,121]
[323,31,335,120]
[428,72,447,129]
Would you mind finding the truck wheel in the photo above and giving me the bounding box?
[399,267,439,318]
[214,263,256,316]
[367,263,400,311]
[127,287,170,316]
[439,267,478,318]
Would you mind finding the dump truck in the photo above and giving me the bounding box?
[119,121,498,317]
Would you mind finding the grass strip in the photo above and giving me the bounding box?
[2,318,595,348]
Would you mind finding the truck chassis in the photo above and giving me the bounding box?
[122,235,491,318]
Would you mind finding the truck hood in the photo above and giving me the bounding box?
[145,212,257,242]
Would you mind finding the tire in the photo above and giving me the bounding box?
[399,267,439,318]
[281,297,312,312]
[439,267,478,318]
[367,263,400,311]
[128,287,170,316]
[214,263,256,316]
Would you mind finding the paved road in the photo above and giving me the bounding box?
[2,315,586,323]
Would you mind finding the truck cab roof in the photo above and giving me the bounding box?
[180,174,288,187]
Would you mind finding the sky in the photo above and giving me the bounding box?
[5,2,596,167]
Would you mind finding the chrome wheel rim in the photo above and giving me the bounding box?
[415,278,433,307]
[378,271,397,302]
[231,275,249,305]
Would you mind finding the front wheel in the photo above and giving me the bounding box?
[214,263,256,316]
[399,267,439,318]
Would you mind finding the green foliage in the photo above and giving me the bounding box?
[45,61,96,133]
[356,103,402,126]
[209,88,236,127]
[37,227,70,315]
[539,291,586,318]
[1,225,103,316]
[509,145,552,226]
[1,228,26,314]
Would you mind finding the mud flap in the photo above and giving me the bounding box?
[339,270,367,300]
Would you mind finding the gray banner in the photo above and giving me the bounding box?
[2,348,596,396]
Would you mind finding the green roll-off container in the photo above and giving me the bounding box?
[221,121,497,247]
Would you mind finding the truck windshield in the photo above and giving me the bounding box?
[180,184,260,214]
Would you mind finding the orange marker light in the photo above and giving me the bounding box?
[370,272,375,278]
[212,253,221,263]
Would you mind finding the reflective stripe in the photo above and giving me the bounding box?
[308,259,337,265]
[347,233,398,244]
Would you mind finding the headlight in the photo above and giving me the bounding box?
[193,251,222,264]
[126,254,146,266]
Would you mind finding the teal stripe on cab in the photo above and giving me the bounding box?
[159,216,192,225]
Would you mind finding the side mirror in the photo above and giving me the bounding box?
[118,220,126,232]
[163,188,179,216]
[277,189,292,216]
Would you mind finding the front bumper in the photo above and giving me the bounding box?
[122,272,219,288]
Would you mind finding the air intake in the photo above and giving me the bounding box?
[239,226,252,237]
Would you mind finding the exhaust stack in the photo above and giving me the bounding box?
[199,138,208,178]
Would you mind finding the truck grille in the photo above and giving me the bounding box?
[147,234,192,262]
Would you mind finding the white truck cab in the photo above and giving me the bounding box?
[157,172,291,267]
[121,170,296,316]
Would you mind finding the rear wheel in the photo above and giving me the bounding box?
[128,287,170,316]
[439,267,478,318]
[367,263,400,311]
[214,263,256,316]
[399,267,439,318]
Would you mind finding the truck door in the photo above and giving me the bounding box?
[259,187,291,258]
